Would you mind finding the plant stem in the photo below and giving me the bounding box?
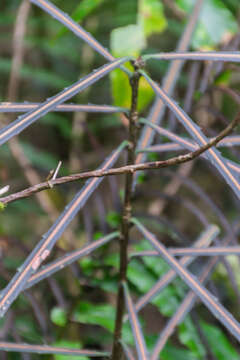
[111,62,141,360]
[1,111,240,206]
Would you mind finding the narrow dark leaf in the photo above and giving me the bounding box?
[131,246,240,258]
[24,231,119,290]
[0,102,128,114]
[0,341,108,356]
[133,225,219,313]
[139,119,240,177]
[151,260,216,360]
[132,218,240,343]
[0,57,128,147]
[135,0,203,169]
[0,142,127,317]
[140,77,240,199]
[144,52,240,62]
[123,282,148,360]
[31,0,115,61]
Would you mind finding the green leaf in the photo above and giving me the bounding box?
[176,0,238,49]
[179,317,206,359]
[73,301,115,332]
[110,67,131,109]
[53,340,89,360]
[127,259,156,293]
[161,344,198,360]
[138,76,155,111]
[137,172,147,184]
[93,231,104,240]
[80,256,100,275]
[104,252,120,269]
[73,301,134,344]
[132,241,180,315]
[147,152,159,161]
[138,0,167,37]
[51,307,67,327]
[201,320,239,360]
[69,0,106,23]
[110,24,146,58]
[214,69,232,86]
[110,66,154,111]
[56,0,106,39]
[153,287,180,317]
[110,23,154,112]
[106,211,121,228]
[146,334,198,359]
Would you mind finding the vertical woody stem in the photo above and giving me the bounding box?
[111,61,141,360]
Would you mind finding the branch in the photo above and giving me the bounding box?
[1,112,239,206]
[0,143,126,317]
[111,62,141,360]
[0,102,128,114]
[0,341,108,357]
[143,51,240,63]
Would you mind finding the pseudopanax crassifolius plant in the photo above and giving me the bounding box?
[1,0,240,359]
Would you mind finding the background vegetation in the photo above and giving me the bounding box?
[1,0,240,359]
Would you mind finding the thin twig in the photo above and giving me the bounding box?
[1,111,239,206]
[130,246,240,258]
[0,143,126,317]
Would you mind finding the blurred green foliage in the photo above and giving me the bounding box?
[1,0,240,359]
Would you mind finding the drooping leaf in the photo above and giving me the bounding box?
[111,66,154,111]
[110,26,154,111]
